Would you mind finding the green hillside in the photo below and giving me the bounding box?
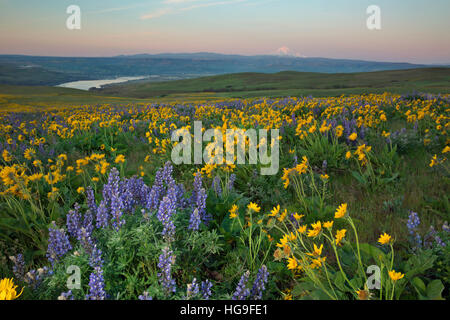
[95,68,450,99]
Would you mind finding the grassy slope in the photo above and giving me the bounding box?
[95,68,450,99]
[1,68,449,110]
[0,63,86,86]
[0,85,156,110]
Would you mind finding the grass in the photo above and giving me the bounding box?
[95,68,450,99]
[1,68,449,109]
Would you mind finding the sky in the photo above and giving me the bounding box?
[0,0,449,64]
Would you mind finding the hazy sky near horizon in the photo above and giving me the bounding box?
[0,0,449,64]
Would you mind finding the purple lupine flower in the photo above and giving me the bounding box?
[250,265,269,300]
[157,187,177,242]
[86,187,97,214]
[227,174,236,192]
[85,268,106,300]
[186,278,200,299]
[146,167,165,210]
[46,223,72,266]
[138,292,153,300]
[58,290,74,300]
[424,226,446,248]
[443,221,449,233]
[103,168,125,231]
[232,271,250,300]
[196,187,209,224]
[85,244,106,300]
[434,235,446,247]
[407,211,422,248]
[78,226,95,255]
[9,254,25,282]
[89,245,103,269]
[191,173,203,206]
[189,208,201,231]
[175,183,188,208]
[96,201,109,229]
[24,267,49,290]
[157,247,177,295]
[66,203,81,239]
[110,191,125,231]
[200,280,213,300]
[212,176,222,197]
[162,161,176,187]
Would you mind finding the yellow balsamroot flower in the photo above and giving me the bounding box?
[388,270,405,282]
[77,187,85,194]
[287,257,298,270]
[293,212,304,220]
[276,234,289,248]
[247,202,260,213]
[24,148,36,160]
[443,146,450,154]
[306,243,323,257]
[335,229,347,246]
[0,278,23,300]
[348,132,358,141]
[310,256,326,269]
[334,203,347,219]
[48,187,59,199]
[378,233,392,245]
[33,159,42,167]
[229,204,239,219]
[345,151,352,160]
[297,225,307,234]
[115,154,126,164]
[28,173,43,182]
[287,232,297,241]
[269,205,280,217]
[278,209,288,222]
[307,221,322,238]
[323,221,334,229]
[335,125,344,138]
[320,174,329,180]
[2,149,12,162]
[281,168,293,189]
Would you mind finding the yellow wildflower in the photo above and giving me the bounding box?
[229,204,239,219]
[334,203,347,219]
[388,270,404,281]
[378,233,392,245]
[0,278,23,300]
[247,202,260,213]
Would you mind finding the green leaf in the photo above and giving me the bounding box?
[426,280,444,300]
[359,243,387,266]
[411,277,426,298]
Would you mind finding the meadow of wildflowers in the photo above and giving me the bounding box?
[0,92,448,300]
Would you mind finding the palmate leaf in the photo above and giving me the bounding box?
[426,279,445,300]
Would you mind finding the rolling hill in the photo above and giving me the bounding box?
[94,68,450,99]
[0,53,438,86]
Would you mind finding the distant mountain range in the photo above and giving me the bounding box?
[0,53,447,86]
